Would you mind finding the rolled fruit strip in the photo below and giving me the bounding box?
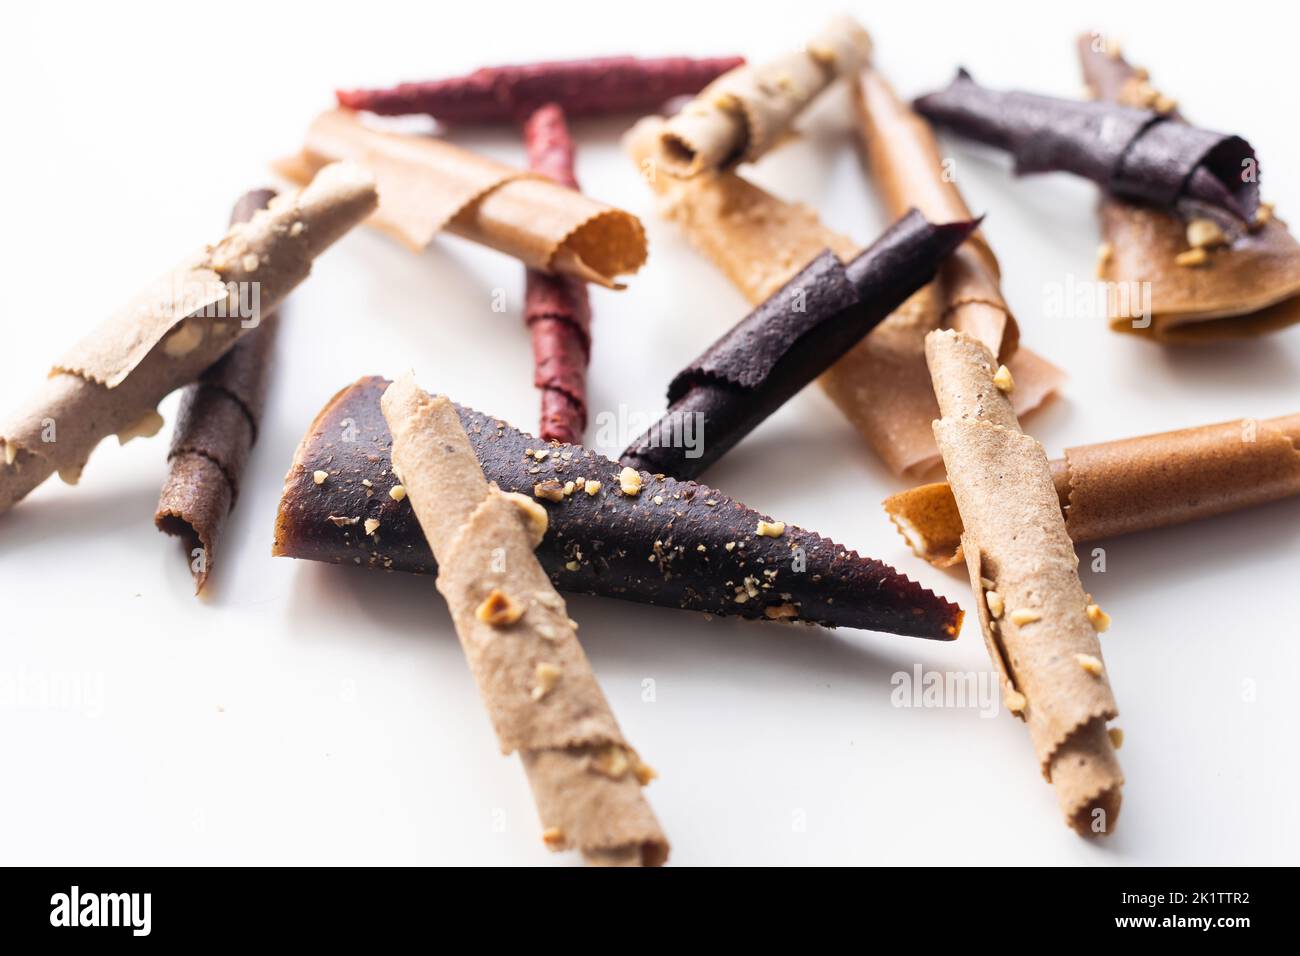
[619,210,978,480]
[656,14,872,177]
[622,116,1061,478]
[380,374,667,867]
[0,163,377,516]
[913,68,1259,224]
[1079,35,1300,341]
[274,109,646,288]
[926,328,1123,835]
[272,376,962,641]
[886,413,1300,567]
[153,190,280,592]
[336,55,744,123]
[523,104,591,445]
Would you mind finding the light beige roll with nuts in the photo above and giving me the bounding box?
[0,163,377,515]
[655,14,873,177]
[926,328,1123,835]
[380,373,668,867]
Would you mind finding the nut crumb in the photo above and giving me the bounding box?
[985,589,1005,619]
[1108,727,1124,749]
[1086,603,1111,632]
[326,515,359,527]
[589,745,631,780]
[1075,653,1104,676]
[533,479,565,502]
[653,494,664,505]
[241,253,260,272]
[807,42,837,66]
[1004,690,1027,715]
[289,221,304,237]
[1186,218,1227,249]
[388,484,406,501]
[764,602,798,620]
[531,662,562,701]
[992,364,1015,394]
[633,760,658,786]
[475,589,524,627]
[725,541,736,552]
[361,478,372,487]
[1153,94,1177,115]
[696,544,707,552]
[1254,202,1275,227]
[755,520,786,538]
[618,466,642,496]
[313,470,328,485]
[541,826,565,849]
[583,479,602,495]
[363,518,380,536]
[565,560,580,571]
[504,491,549,541]
[563,481,576,496]
[1175,247,1209,268]
[1096,242,1114,277]
[1008,608,1041,626]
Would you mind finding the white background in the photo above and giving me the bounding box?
[2,0,1297,866]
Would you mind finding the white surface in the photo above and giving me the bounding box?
[2,0,1297,866]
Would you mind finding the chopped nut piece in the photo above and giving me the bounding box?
[313,470,329,485]
[1186,218,1227,249]
[1086,603,1111,632]
[1108,727,1124,750]
[531,662,563,701]
[565,560,580,571]
[583,479,602,496]
[652,494,664,505]
[503,491,549,540]
[1008,608,1041,626]
[992,364,1015,394]
[985,589,1005,619]
[807,42,837,66]
[633,759,658,786]
[563,481,576,496]
[388,484,406,501]
[1004,690,1027,715]
[1095,241,1114,277]
[696,544,707,552]
[1075,653,1104,676]
[361,478,372,487]
[617,466,642,496]
[764,602,799,620]
[289,221,305,237]
[1175,247,1209,268]
[1254,202,1275,227]
[541,826,566,849]
[326,515,359,527]
[162,321,204,357]
[531,448,550,460]
[725,541,736,552]
[475,588,524,627]
[1153,94,1177,115]
[711,91,740,112]
[755,519,786,538]
[589,746,631,779]
[363,518,380,536]
[2,441,16,466]
[533,479,565,503]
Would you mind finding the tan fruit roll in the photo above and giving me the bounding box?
[380,373,667,867]
[887,413,1300,567]
[926,328,1123,835]
[655,14,873,177]
[1080,35,1300,341]
[275,109,646,289]
[0,164,377,516]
